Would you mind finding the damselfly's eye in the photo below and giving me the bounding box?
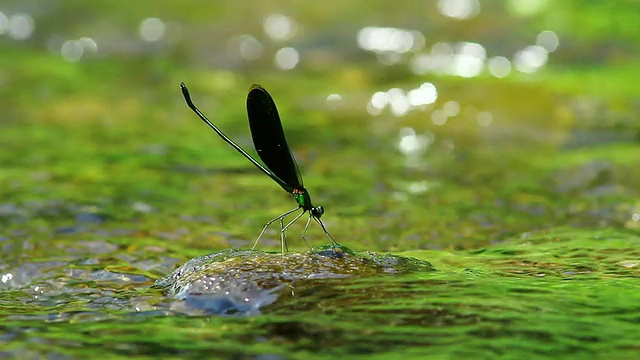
[312,205,324,218]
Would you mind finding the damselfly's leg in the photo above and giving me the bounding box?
[252,206,300,251]
[313,217,340,248]
[279,217,288,254]
[300,215,313,250]
[279,210,305,253]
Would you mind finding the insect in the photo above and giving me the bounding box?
[180,82,338,253]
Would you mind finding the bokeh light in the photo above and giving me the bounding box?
[326,94,342,110]
[409,53,430,74]
[0,12,9,35]
[452,42,485,77]
[476,111,493,127]
[8,13,34,40]
[275,47,299,70]
[367,91,388,116]
[326,94,342,102]
[408,83,438,107]
[368,83,438,116]
[78,37,98,53]
[263,13,297,41]
[536,30,559,52]
[357,27,422,55]
[1,272,13,283]
[139,17,166,42]
[431,110,448,126]
[514,45,548,73]
[387,88,410,117]
[437,0,480,20]
[507,0,550,16]
[232,34,264,60]
[410,42,487,77]
[57,37,98,62]
[61,40,83,62]
[488,56,511,78]
[443,101,460,117]
[398,127,430,156]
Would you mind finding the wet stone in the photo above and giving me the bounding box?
[154,245,434,315]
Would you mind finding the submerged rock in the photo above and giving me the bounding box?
[154,245,434,315]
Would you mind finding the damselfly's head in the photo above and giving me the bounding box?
[311,205,325,219]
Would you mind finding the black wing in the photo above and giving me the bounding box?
[246,85,303,192]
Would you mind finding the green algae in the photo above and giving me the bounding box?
[153,246,434,315]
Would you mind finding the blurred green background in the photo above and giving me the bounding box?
[1,0,640,358]
[2,0,639,252]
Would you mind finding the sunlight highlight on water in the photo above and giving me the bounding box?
[275,47,299,70]
[0,12,8,35]
[139,18,166,42]
[443,101,460,117]
[453,42,486,77]
[408,83,438,107]
[368,83,437,117]
[410,42,486,77]
[79,37,98,53]
[437,0,480,20]
[398,127,430,157]
[508,0,550,16]
[388,88,410,116]
[326,94,342,102]
[8,13,34,40]
[488,56,511,78]
[537,30,559,52]
[326,94,342,110]
[357,27,423,55]
[61,40,83,62]
[431,110,448,126]
[357,22,560,79]
[397,127,434,170]
[59,37,98,62]
[264,13,297,41]
[367,91,387,116]
[476,111,493,127]
[514,45,548,73]
[1,272,13,283]
[228,34,264,61]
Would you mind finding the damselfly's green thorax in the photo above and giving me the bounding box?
[292,187,324,218]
